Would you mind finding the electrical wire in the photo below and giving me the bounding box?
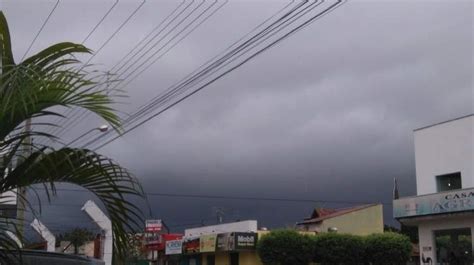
[29,186,391,205]
[47,0,221,143]
[43,0,146,139]
[86,0,346,150]
[21,0,60,61]
[79,0,305,148]
[55,0,217,142]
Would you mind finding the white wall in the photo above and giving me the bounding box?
[184,220,257,238]
[414,115,474,195]
[417,215,474,265]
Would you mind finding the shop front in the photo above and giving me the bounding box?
[200,232,260,265]
[394,188,474,265]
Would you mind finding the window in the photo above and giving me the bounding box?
[230,253,239,265]
[435,228,472,265]
[436,172,462,192]
[206,255,215,265]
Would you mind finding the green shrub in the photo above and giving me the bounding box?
[365,232,412,265]
[257,230,315,265]
[313,233,366,265]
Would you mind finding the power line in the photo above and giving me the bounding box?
[88,0,346,150]
[81,0,120,44]
[43,0,146,139]
[85,0,312,148]
[33,0,120,145]
[21,0,60,61]
[54,0,217,142]
[115,0,313,132]
[30,186,392,205]
[79,0,305,148]
[47,0,221,143]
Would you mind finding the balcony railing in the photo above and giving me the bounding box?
[393,187,474,219]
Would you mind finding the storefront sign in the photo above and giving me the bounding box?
[394,188,474,218]
[183,237,200,254]
[145,233,161,247]
[216,233,232,251]
[233,232,257,250]
[165,239,183,255]
[145,219,163,232]
[200,234,217,252]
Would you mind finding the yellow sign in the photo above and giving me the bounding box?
[200,235,217,252]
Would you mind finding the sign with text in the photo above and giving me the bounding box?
[145,233,161,247]
[165,239,183,255]
[394,188,474,218]
[183,237,200,254]
[145,219,162,232]
[233,232,257,250]
[200,234,217,252]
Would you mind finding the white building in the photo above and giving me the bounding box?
[394,114,474,265]
[184,220,257,238]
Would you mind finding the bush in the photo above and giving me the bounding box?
[313,233,366,265]
[257,230,315,265]
[365,232,412,265]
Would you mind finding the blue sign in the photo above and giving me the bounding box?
[394,188,474,218]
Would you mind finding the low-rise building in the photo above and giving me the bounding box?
[165,220,263,265]
[393,114,474,264]
[296,204,384,235]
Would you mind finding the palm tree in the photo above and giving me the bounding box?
[0,11,146,264]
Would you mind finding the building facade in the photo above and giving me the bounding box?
[296,204,384,235]
[394,114,474,265]
[163,220,263,265]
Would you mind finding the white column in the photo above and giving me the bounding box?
[418,224,435,264]
[5,231,22,248]
[82,200,112,265]
[30,218,56,252]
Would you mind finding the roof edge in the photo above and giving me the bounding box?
[296,203,380,225]
[414,113,473,132]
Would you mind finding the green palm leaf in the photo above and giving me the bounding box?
[0,11,147,264]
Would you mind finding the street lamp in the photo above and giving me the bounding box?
[66,125,109,147]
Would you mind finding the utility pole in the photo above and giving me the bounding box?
[16,118,31,241]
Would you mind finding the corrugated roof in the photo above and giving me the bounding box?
[297,204,379,225]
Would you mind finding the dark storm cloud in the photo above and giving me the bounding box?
[3,0,473,231]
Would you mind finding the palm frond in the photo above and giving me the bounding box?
[0,10,147,265]
[3,148,146,261]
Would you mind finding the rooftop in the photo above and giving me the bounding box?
[297,204,379,225]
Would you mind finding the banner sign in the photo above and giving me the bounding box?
[200,234,217,252]
[145,233,161,246]
[183,237,200,254]
[394,188,474,218]
[165,239,183,255]
[233,232,257,250]
[145,219,162,232]
[216,233,232,251]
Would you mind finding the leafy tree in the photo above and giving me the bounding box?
[257,230,314,265]
[365,232,412,265]
[58,228,96,254]
[313,233,366,265]
[0,11,146,264]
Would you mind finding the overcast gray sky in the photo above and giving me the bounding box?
[3,0,473,237]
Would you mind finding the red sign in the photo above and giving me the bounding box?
[183,238,200,254]
[145,219,162,232]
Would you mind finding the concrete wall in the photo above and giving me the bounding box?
[201,252,263,265]
[417,215,474,264]
[301,205,384,235]
[185,221,257,238]
[414,115,474,195]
